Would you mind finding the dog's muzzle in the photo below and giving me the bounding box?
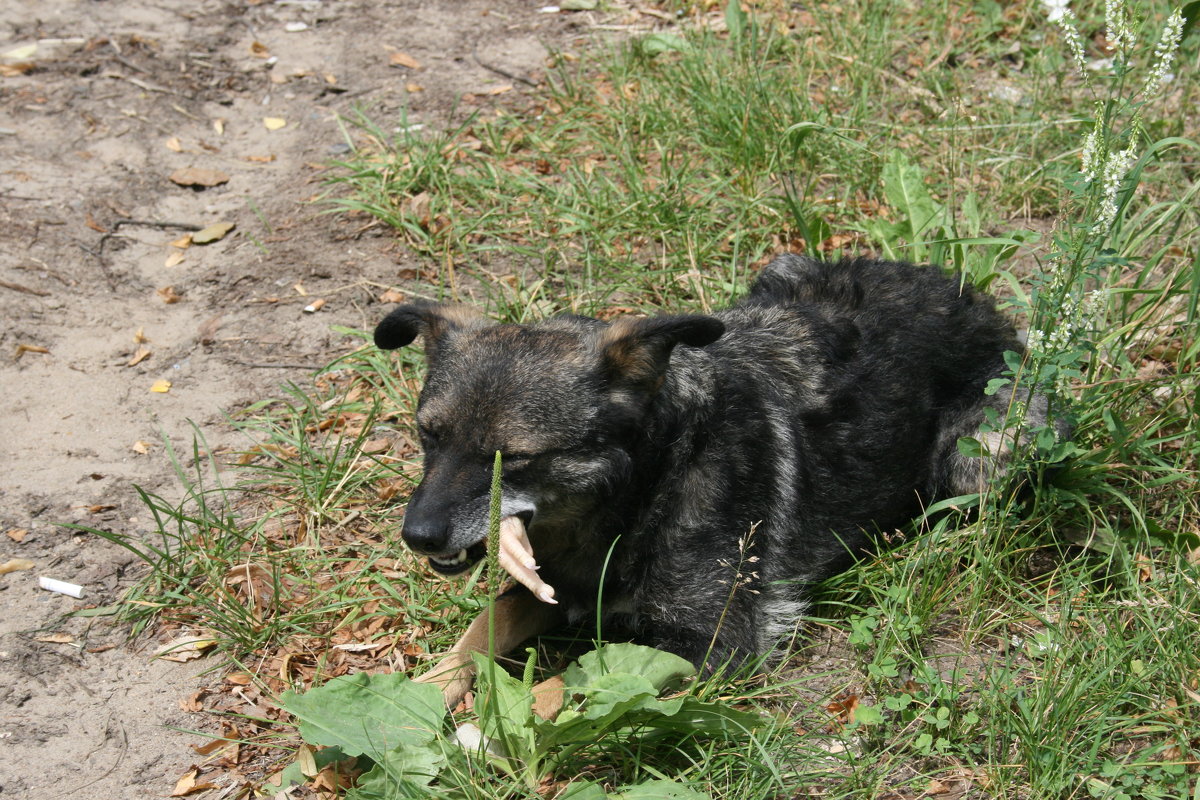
[426,541,488,575]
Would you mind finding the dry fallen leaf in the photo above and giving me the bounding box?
[165,136,183,152]
[134,326,149,344]
[127,346,152,367]
[35,633,74,644]
[388,51,422,69]
[170,768,217,797]
[170,233,193,248]
[157,285,182,304]
[85,212,108,233]
[212,118,225,135]
[132,440,151,454]
[150,379,172,393]
[250,40,270,58]
[263,116,287,131]
[164,250,185,268]
[405,82,424,93]
[243,153,275,162]
[6,528,28,543]
[169,167,230,188]
[155,634,217,662]
[3,43,38,59]
[0,558,36,575]
[379,288,405,303]
[486,83,514,95]
[191,221,235,245]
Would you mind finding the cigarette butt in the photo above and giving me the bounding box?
[303,298,325,313]
[39,576,84,598]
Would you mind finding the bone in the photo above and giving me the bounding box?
[498,515,556,604]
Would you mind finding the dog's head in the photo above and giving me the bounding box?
[374,302,724,574]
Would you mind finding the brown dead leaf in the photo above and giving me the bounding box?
[165,136,183,152]
[170,768,217,797]
[243,154,275,163]
[179,689,207,712]
[250,40,270,58]
[0,558,35,575]
[127,346,152,366]
[198,316,222,344]
[388,51,421,69]
[87,504,116,514]
[0,62,36,77]
[35,633,74,644]
[170,233,192,249]
[133,326,149,344]
[486,83,514,95]
[132,440,151,454]
[405,82,424,92]
[164,250,185,268]
[85,212,108,233]
[225,672,253,685]
[157,286,182,304]
[169,167,230,188]
[6,528,28,543]
[379,288,405,303]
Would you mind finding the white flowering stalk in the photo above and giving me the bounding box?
[1056,8,1092,79]
[1142,8,1185,99]
[1093,145,1139,233]
[1105,0,1135,58]
[1081,127,1103,182]
[1041,0,1070,24]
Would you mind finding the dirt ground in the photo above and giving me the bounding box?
[0,1,600,796]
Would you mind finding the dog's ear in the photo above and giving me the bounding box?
[374,303,487,357]
[598,314,724,390]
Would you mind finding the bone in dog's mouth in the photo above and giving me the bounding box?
[425,515,556,604]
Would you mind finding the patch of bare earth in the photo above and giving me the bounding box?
[0,1,583,795]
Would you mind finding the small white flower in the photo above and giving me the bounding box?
[1041,0,1070,24]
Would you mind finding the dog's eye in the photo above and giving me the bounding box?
[418,426,441,449]
[502,453,534,469]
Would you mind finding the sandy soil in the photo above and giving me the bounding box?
[0,1,587,796]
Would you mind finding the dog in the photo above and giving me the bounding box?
[374,255,1055,711]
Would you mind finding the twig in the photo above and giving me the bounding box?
[227,360,325,370]
[102,71,189,98]
[0,279,51,297]
[112,218,204,231]
[473,50,537,87]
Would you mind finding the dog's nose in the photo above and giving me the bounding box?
[401,515,451,555]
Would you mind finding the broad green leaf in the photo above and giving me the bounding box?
[472,653,537,760]
[881,150,944,243]
[564,643,695,694]
[280,672,444,761]
[614,780,712,799]
[350,744,447,798]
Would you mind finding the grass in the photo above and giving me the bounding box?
[81,1,1200,797]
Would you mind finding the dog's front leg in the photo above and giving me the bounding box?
[416,588,564,710]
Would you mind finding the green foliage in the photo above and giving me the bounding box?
[279,644,763,798]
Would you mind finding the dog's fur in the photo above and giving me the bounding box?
[375,255,1052,707]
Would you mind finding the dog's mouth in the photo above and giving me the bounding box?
[427,541,487,575]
